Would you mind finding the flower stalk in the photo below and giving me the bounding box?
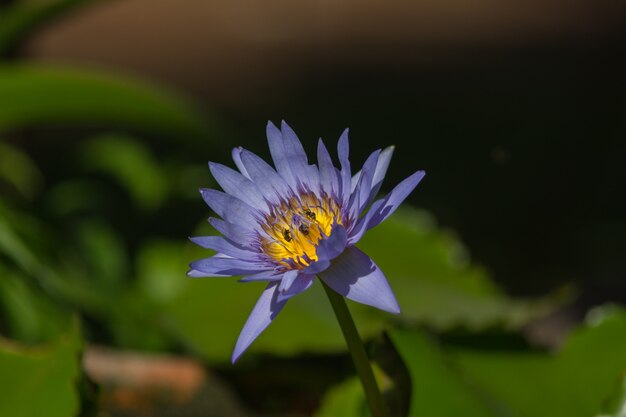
[321,279,390,417]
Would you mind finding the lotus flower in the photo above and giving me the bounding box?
[189,121,424,362]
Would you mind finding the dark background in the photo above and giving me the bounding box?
[21,0,626,306]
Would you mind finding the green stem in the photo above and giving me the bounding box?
[321,280,390,417]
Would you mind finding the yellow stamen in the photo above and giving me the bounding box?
[260,192,342,269]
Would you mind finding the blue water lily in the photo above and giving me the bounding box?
[189,121,425,362]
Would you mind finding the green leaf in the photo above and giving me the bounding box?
[79,134,169,209]
[394,331,497,417]
[0,204,41,275]
[317,308,626,417]
[449,306,626,417]
[0,141,43,199]
[597,376,626,417]
[137,240,188,303]
[0,65,210,139]
[357,208,561,330]
[386,306,626,417]
[44,179,109,216]
[0,264,70,343]
[313,378,366,417]
[0,318,82,417]
[70,218,129,289]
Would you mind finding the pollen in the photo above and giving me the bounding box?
[260,192,342,269]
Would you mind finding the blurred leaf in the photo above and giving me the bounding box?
[0,141,43,198]
[79,135,169,209]
[105,290,172,352]
[176,164,217,199]
[137,240,187,303]
[389,306,626,417]
[71,218,129,289]
[0,264,70,343]
[552,305,626,415]
[0,317,82,417]
[0,207,40,274]
[391,331,498,417]
[0,65,210,140]
[357,208,562,330]
[315,328,497,417]
[44,178,109,215]
[597,376,626,417]
[0,0,94,57]
[449,305,626,417]
[0,198,122,317]
[313,378,366,417]
[316,308,626,417]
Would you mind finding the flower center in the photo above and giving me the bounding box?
[260,192,342,269]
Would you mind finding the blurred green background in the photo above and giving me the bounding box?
[1,1,625,416]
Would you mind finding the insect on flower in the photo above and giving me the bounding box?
[189,121,425,362]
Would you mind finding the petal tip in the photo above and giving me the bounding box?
[266,120,280,135]
[186,269,203,278]
[231,349,243,364]
[387,302,401,315]
[380,290,401,314]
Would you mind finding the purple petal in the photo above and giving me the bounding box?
[239,149,291,201]
[319,246,400,314]
[238,270,283,282]
[200,188,259,230]
[370,146,394,198]
[281,121,310,178]
[367,170,426,230]
[187,269,229,278]
[316,224,348,262]
[266,121,297,189]
[189,256,267,277]
[208,217,253,248]
[209,162,268,211]
[303,260,330,275]
[348,149,380,220]
[300,225,349,275]
[280,122,322,194]
[351,146,394,199]
[189,236,255,260]
[350,170,361,194]
[278,269,299,292]
[317,139,340,197]
[277,274,315,303]
[306,164,323,197]
[231,147,251,179]
[232,282,286,363]
[337,129,352,206]
[347,199,384,245]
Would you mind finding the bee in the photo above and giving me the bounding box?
[298,224,310,235]
[304,208,316,220]
[282,228,292,242]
